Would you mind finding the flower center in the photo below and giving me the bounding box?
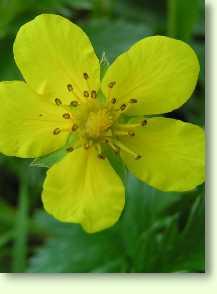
[85,109,113,139]
[50,73,148,160]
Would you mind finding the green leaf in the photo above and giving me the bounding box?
[31,134,76,168]
[83,19,152,62]
[167,0,202,41]
[28,211,126,273]
[131,190,205,272]
[31,147,67,168]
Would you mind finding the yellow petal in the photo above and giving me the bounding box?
[42,147,125,233]
[120,117,205,191]
[101,36,199,115]
[0,81,71,158]
[14,14,100,104]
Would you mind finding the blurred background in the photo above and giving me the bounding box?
[0,0,205,273]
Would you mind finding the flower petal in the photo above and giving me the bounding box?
[101,36,199,115]
[14,14,100,104]
[0,81,71,158]
[42,147,125,233]
[120,117,205,191]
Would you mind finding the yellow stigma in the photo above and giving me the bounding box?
[85,109,113,139]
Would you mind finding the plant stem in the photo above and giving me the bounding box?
[12,175,29,272]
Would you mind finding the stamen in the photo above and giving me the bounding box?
[83,90,89,98]
[84,143,90,149]
[62,113,71,119]
[55,98,62,105]
[91,90,97,98]
[114,130,133,137]
[113,140,141,159]
[70,100,78,107]
[66,146,74,152]
[53,128,61,135]
[116,123,140,129]
[111,98,117,104]
[71,124,78,131]
[108,81,116,88]
[95,144,105,159]
[141,119,147,126]
[129,98,138,104]
[120,104,127,111]
[128,130,135,136]
[106,140,120,154]
[83,72,89,80]
[67,84,73,92]
[98,154,106,159]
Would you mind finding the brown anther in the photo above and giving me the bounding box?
[114,147,120,154]
[62,113,71,119]
[39,114,43,117]
[141,119,147,126]
[67,84,73,92]
[53,128,61,135]
[70,100,78,107]
[111,98,117,104]
[128,130,135,136]
[98,154,105,160]
[135,154,142,160]
[84,143,90,150]
[129,98,138,104]
[104,139,109,143]
[108,81,116,88]
[66,147,74,152]
[71,124,78,131]
[55,98,62,105]
[120,104,127,111]
[83,90,89,97]
[91,90,97,98]
[83,72,89,80]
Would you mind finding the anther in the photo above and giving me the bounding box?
[91,90,97,98]
[129,98,138,104]
[98,154,106,160]
[70,100,78,107]
[108,81,116,88]
[62,113,71,119]
[55,98,62,105]
[120,104,127,111]
[71,124,78,131]
[53,128,61,135]
[67,84,73,92]
[83,72,89,80]
[141,119,147,126]
[111,98,117,104]
[66,146,74,152]
[135,154,142,160]
[84,143,90,149]
[128,130,135,136]
[83,90,89,98]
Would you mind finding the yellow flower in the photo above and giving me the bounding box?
[0,14,204,233]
